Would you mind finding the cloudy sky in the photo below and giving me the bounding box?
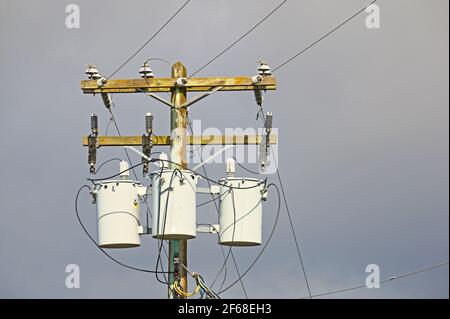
[0,0,448,298]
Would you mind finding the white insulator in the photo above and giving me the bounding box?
[159,153,168,168]
[226,158,236,177]
[85,64,99,78]
[139,62,154,78]
[120,161,130,179]
[258,62,272,76]
[92,73,102,80]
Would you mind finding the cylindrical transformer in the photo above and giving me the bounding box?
[94,180,142,248]
[218,178,265,246]
[152,169,198,240]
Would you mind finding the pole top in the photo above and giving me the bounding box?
[172,61,187,78]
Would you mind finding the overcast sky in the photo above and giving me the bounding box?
[0,0,448,298]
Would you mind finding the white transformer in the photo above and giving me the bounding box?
[93,161,146,248]
[152,169,199,240]
[94,180,144,248]
[218,178,266,246]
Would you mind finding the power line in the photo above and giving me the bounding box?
[107,0,191,78]
[186,120,246,298]
[300,262,449,299]
[189,0,288,78]
[274,157,313,299]
[272,0,378,72]
[94,158,122,175]
[252,0,380,299]
[218,183,281,295]
[75,185,172,274]
[107,104,139,180]
[259,111,313,299]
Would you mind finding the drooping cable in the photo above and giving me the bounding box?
[218,183,281,295]
[75,185,172,274]
[259,111,313,299]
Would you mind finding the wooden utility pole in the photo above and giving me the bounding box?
[80,62,277,299]
[168,62,188,298]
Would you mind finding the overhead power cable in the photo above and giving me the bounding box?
[258,111,313,299]
[189,0,288,78]
[272,0,378,72]
[300,262,449,299]
[106,105,139,180]
[75,185,172,274]
[108,0,191,78]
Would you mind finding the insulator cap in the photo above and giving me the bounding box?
[258,62,272,76]
[139,62,154,78]
[85,64,99,76]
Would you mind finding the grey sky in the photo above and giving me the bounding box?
[0,0,448,298]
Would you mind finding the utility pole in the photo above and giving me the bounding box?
[168,62,188,299]
[81,61,277,299]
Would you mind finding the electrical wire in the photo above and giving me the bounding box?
[272,0,378,72]
[146,185,170,286]
[87,161,145,182]
[218,183,281,295]
[178,263,221,299]
[88,152,261,296]
[94,158,122,175]
[229,189,248,299]
[197,274,221,299]
[189,0,288,78]
[233,156,261,175]
[259,111,313,299]
[217,196,263,236]
[105,117,114,136]
[108,104,139,180]
[299,262,449,299]
[153,157,267,190]
[173,276,201,298]
[74,184,172,274]
[274,158,312,298]
[154,167,179,286]
[107,0,191,79]
[196,188,231,208]
[186,120,242,296]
